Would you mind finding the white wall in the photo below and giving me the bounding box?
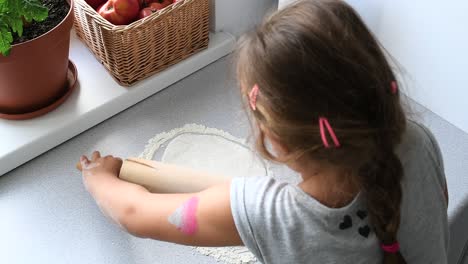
[348,0,468,133]
[211,0,278,36]
[377,1,468,133]
[280,0,468,133]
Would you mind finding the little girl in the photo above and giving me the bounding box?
[79,0,449,263]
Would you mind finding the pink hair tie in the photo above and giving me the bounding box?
[249,84,260,111]
[391,81,398,94]
[381,242,400,254]
[319,117,340,148]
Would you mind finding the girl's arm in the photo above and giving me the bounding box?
[119,157,233,193]
[79,151,242,246]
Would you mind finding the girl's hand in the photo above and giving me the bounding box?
[80,151,123,194]
[79,151,145,227]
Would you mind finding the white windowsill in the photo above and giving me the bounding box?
[0,30,235,176]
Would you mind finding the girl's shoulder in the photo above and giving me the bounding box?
[397,120,445,185]
[399,120,444,166]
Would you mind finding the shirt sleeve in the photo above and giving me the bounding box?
[230,176,275,262]
[414,122,448,204]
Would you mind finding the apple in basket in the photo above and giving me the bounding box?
[85,0,107,9]
[138,0,174,19]
[142,0,173,8]
[138,5,157,19]
[97,0,140,25]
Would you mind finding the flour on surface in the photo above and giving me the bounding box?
[140,124,267,263]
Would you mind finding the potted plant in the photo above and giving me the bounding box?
[0,0,76,120]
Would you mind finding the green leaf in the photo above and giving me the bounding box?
[0,0,49,56]
[0,23,13,56]
[0,0,8,13]
[22,0,49,22]
[6,16,23,36]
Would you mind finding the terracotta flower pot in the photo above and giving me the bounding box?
[0,0,74,118]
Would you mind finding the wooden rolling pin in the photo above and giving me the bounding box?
[77,157,231,193]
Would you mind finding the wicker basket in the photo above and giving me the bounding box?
[73,0,210,86]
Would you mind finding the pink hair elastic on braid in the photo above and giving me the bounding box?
[391,81,398,94]
[249,84,260,111]
[381,242,400,254]
[319,117,340,148]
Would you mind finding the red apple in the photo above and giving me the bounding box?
[138,6,157,19]
[161,0,173,6]
[85,0,107,9]
[145,0,173,8]
[148,2,165,10]
[98,0,140,25]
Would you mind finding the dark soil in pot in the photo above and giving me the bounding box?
[13,0,70,44]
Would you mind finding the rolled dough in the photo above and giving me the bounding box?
[140,124,267,264]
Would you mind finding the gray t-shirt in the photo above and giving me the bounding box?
[231,121,449,264]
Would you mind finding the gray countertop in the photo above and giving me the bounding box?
[2,55,468,264]
[0,56,248,264]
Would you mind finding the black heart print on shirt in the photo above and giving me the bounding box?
[358,226,371,238]
[339,215,352,230]
[356,210,370,238]
[338,210,371,238]
[357,210,367,220]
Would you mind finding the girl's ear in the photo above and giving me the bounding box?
[260,124,289,157]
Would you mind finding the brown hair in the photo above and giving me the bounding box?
[236,0,407,263]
